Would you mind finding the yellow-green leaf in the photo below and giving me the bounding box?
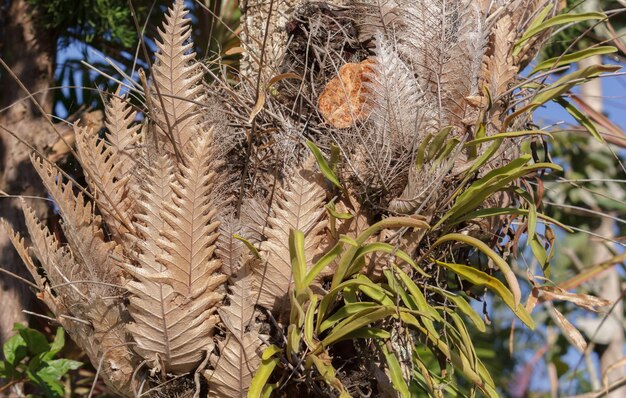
[554,97,603,142]
[319,302,378,332]
[514,12,607,55]
[303,295,319,349]
[530,46,617,75]
[464,130,552,146]
[235,234,261,259]
[249,347,281,398]
[531,64,620,107]
[429,287,485,332]
[381,343,411,398]
[436,261,534,329]
[432,233,522,308]
[306,140,342,188]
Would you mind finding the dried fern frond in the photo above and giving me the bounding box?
[21,203,86,306]
[105,89,142,178]
[123,135,226,373]
[1,219,59,313]
[483,14,518,130]
[86,298,136,393]
[252,161,327,312]
[366,35,428,147]
[391,0,486,127]
[30,155,121,288]
[12,200,136,396]
[74,124,135,238]
[388,163,446,215]
[215,197,271,278]
[206,264,263,397]
[152,0,206,153]
[216,213,247,277]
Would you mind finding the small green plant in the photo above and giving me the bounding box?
[0,323,82,397]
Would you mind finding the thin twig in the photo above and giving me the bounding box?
[0,267,40,290]
[22,310,59,324]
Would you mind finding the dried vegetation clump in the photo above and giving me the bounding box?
[5,0,613,397]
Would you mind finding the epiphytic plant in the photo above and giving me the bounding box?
[2,0,617,396]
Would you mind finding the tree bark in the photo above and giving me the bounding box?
[0,0,58,343]
[240,0,347,78]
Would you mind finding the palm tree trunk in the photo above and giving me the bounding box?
[240,0,346,78]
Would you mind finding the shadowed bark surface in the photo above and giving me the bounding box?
[0,0,57,343]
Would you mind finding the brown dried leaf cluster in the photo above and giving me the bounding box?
[318,60,375,128]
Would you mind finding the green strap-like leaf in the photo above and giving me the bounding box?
[514,11,607,55]
[554,97,603,142]
[319,302,378,333]
[306,140,342,188]
[432,233,522,308]
[436,260,534,329]
[530,46,617,75]
[429,287,485,332]
[381,342,411,398]
[530,64,620,109]
[448,207,573,232]
[464,130,552,146]
[234,234,262,259]
[248,346,282,398]
[289,230,307,297]
[350,242,430,278]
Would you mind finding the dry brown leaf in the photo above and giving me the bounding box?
[318,60,375,128]
[248,89,266,123]
[1,219,60,313]
[104,90,141,179]
[551,306,587,352]
[207,265,263,397]
[74,124,135,238]
[31,155,120,287]
[11,202,136,397]
[216,216,246,277]
[47,128,75,163]
[47,111,103,163]
[88,298,135,392]
[22,203,88,306]
[152,0,205,152]
[123,136,226,373]
[487,15,517,98]
[538,286,611,312]
[252,161,327,312]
